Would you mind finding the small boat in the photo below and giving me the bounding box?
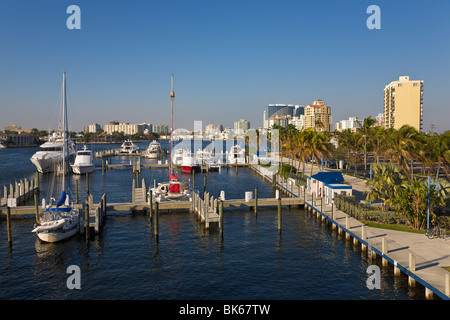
[32,72,80,243]
[119,140,139,154]
[30,132,76,173]
[151,74,192,202]
[172,148,186,165]
[71,145,95,175]
[228,145,246,164]
[181,152,199,173]
[195,149,220,171]
[144,140,161,159]
[33,191,80,242]
[0,143,6,149]
[150,173,191,201]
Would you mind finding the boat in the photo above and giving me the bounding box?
[71,145,95,174]
[30,132,76,173]
[119,140,139,154]
[0,143,5,149]
[181,152,199,173]
[151,173,192,201]
[195,149,220,171]
[150,74,192,202]
[32,72,80,243]
[172,148,186,165]
[228,145,246,164]
[143,140,161,159]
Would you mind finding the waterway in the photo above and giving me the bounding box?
[0,142,424,300]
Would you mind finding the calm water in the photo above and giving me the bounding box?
[0,142,423,300]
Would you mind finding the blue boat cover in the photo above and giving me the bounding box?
[56,191,67,207]
[45,207,73,212]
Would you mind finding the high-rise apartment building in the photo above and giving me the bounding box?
[384,76,424,131]
[234,119,250,133]
[304,99,332,132]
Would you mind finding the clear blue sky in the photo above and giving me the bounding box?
[1,0,449,133]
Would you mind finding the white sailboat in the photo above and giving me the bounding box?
[71,145,95,175]
[32,72,80,243]
[150,74,192,202]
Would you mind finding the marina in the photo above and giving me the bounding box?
[1,144,449,300]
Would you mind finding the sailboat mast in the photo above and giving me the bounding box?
[170,73,175,175]
[63,72,70,201]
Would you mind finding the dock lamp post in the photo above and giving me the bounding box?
[427,176,440,234]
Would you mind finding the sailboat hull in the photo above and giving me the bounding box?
[37,226,79,243]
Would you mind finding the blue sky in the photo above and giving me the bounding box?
[0,0,449,132]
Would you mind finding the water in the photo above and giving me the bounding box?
[0,143,423,300]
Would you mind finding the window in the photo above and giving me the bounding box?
[413,83,418,87]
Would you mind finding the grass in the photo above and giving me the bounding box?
[362,221,426,234]
[363,220,450,236]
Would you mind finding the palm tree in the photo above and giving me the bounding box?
[294,128,314,176]
[371,125,387,164]
[357,116,377,176]
[366,163,405,211]
[434,131,450,179]
[384,125,420,179]
[309,131,331,174]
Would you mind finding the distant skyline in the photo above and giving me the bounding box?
[1,1,449,133]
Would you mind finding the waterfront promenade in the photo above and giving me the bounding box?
[270,157,450,300]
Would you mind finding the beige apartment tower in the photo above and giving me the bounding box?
[304,99,332,132]
[384,76,424,131]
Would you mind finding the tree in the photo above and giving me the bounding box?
[357,116,376,176]
[309,131,331,174]
[366,163,405,211]
[294,128,314,176]
[391,177,444,230]
[384,125,420,179]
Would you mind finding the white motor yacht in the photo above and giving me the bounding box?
[120,140,139,154]
[172,148,186,165]
[228,145,246,165]
[144,140,161,159]
[71,145,95,175]
[30,132,75,173]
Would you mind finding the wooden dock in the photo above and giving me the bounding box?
[1,177,39,207]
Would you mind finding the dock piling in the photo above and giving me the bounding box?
[154,202,159,240]
[277,196,281,232]
[7,206,12,247]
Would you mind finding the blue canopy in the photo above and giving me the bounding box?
[309,172,344,185]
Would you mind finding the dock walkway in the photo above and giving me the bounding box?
[250,160,450,300]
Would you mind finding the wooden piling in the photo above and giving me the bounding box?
[149,190,153,218]
[7,206,12,246]
[382,238,388,267]
[154,202,159,239]
[86,172,89,196]
[254,187,258,215]
[34,192,39,223]
[85,201,90,241]
[75,180,79,204]
[278,196,281,232]
[219,200,224,235]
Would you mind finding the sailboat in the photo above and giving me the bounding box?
[32,72,80,243]
[150,74,192,201]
